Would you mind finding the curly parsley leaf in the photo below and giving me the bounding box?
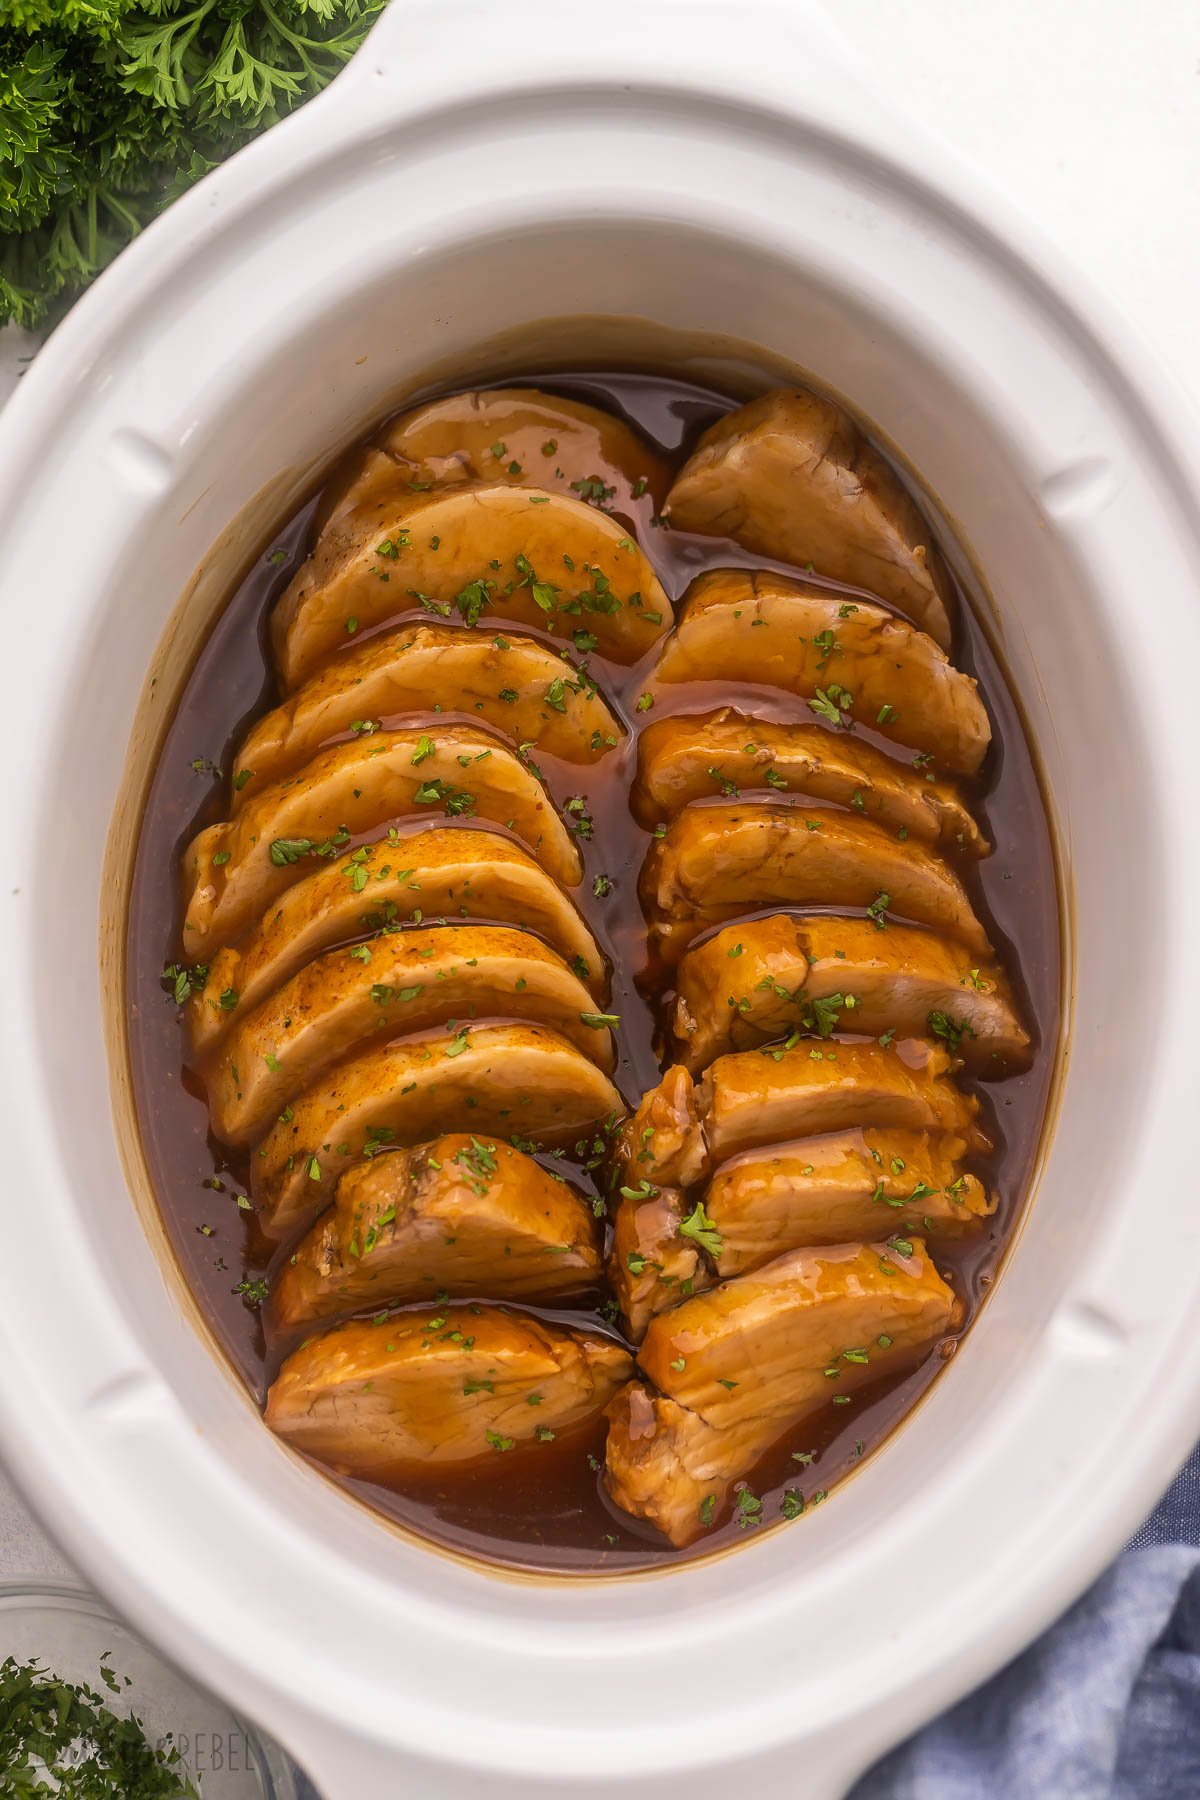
[0,1,387,328]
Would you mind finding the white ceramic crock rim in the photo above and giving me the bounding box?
[1,4,1200,1795]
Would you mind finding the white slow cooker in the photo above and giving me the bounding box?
[2,3,1200,1794]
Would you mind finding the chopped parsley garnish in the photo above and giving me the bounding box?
[619,1179,659,1202]
[454,578,492,627]
[161,961,207,1004]
[269,836,314,866]
[678,1200,723,1259]
[802,992,846,1038]
[733,1487,762,1529]
[928,1010,977,1054]
[808,684,854,728]
[866,890,890,930]
[564,796,594,838]
[0,1653,200,1795]
[413,778,476,817]
[570,475,616,506]
[452,1137,498,1195]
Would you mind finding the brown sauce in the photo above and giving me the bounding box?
[125,370,1060,1573]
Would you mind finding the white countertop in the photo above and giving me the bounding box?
[2,0,1197,1684]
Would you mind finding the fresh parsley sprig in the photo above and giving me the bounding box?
[0,0,387,329]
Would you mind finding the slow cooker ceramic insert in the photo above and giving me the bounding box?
[1,4,1199,1795]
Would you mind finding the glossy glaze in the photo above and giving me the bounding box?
[126,371,1059,1572]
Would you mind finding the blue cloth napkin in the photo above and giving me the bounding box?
[292,1453,1200,1799]
[852,1448,1200,1798]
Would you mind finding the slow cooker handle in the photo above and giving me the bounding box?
[329,0,881,140]
[287,1720,861,1800]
